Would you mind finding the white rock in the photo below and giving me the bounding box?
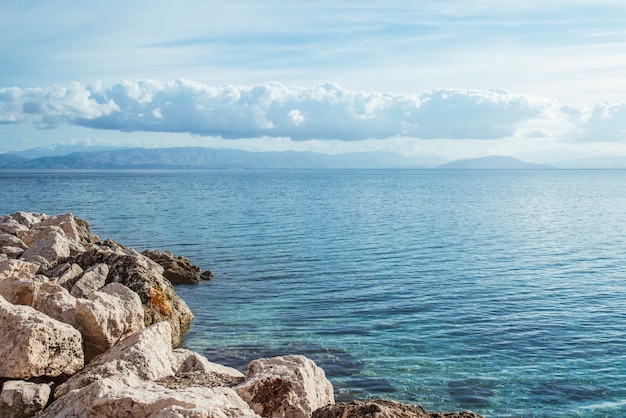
[0,218,28,235]
[46,262,84,290]
[173,348,245,379]
[0,233,27,250]
[17,225,64,247]
[32,282,79,328]
[8,212,49,228]
[20,231,72,269]
[0,277,40,306]
[38,213,81,242]
[70,263,109,298]
[235,355,335,418]
[0,380,51,418]
[75,283,145,362]
[42,378,261,418]
[0,295,84,379]
[55,321,175,398]
[0,259,40,280]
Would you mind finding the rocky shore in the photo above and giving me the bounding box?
[0,211,483,417]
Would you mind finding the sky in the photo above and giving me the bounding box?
[1,0,626,162]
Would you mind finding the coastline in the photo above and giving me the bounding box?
[0,211,483,417]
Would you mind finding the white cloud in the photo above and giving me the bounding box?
[0,79,562,142]
[567,102,626,142]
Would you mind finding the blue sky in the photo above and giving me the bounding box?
[1,0,626,162]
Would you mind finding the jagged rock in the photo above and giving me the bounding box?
[75,247,194,346]
[0,294,84,379]
[173,348,245,379]
[38,213,81,242]
[0,380,51,418]
[17,225,64,247]
[32,282,79,328]
[20,231,74,270]
[0,217,29,235]
[42,378,261,418]
[0,233,27,250]
[75,283,145,362]
[45,262,84,290]
[0,259,40,280]
[0,277,40,305]
[142,249,205,284]
[54,321,175,398]
[7,212,49,229]
[235,355,335,418]
[312,400,485,418]
[70,263,108,298]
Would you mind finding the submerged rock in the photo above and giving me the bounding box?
[312,399,484,418]
[142,249,212,284]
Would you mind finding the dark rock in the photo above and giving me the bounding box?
[312,399,484,418]
[141,249,207,284]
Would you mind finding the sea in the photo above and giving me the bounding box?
[1,168,625,417]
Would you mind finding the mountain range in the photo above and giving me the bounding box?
[2,146,626,170]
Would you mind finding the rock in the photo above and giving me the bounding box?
[0,277,40,305]
[312,400,485,418]
[0,294,84,379]
[0,380,51,418]
[201,270,215,280]
[173,348,245,379]
[38,213,81,242]
[0,233,27,250]
[76,247,194,347]
[141,249,203,284]
[70,263,109,298]
[17,225,64,247]
[20,231,73,270]
[0,217,29,235]
[0,246,23,258]
[0,259,40,280]
[54,321,175,398]
[235,355,335,418]
[45,262,84,290]
[7,212,49,229]
[75,283,145,362]
[42,378,261,418]
[32,282,79,328]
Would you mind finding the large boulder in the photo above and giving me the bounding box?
[235,355,335,418]
[54,321,175,398]
[75,247,194,346]
[45,262,84,290]
[0,259,40,280]
[0,276,40,305]
[0,380,51,418]
[70,263,108,298]
[142,249,209,284]
[0,295,84,379]
[74,283,145,362]
[32,282,79,328]
[42,378,261,418]
[312,400,485,418]
[172,348,245,379]
[19,231,74,270]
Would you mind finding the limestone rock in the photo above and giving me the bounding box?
[70,262,109,298]
[17,225,64,247]
[38,213,81,242]
[0,380,51,418]
[32,282,79,328]
[42,378,261,418]
[312,400,485,418]
[45,262,84,290]
[0,217,29,235]
[0,233,27,250]
[76,247,194,346]
[0,277,40,305]
[235,355,335,418]
[142,249,204,284]
[0,259,40,280]
[20,231,73,270]
[7,212,49,229]
[0,295,83,379]
[75,283,145,362]
[173,348,245,379]
[55,321,175,398]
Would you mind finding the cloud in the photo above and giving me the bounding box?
[0,79,564,141]
[567,102,626,142]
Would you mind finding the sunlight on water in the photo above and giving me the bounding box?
[2,169,626,417]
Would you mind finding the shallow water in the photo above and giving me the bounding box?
[2,169,625,417]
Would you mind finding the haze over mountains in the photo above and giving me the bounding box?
[2,146,626,169]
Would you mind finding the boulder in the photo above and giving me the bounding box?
[141,249,206,284]
[0,246,23,258]
[76,247,194,346]
[45,262,84,290]
[70,263,109,298]
[54,321,175,398]
[0,217,29,235]
[235,355,335,418]
[75,283,145,362]
[20,231,73,270]
[0,380,51,418]
[32,282,79,328]
[38,213,81,242]
[0,259,40,280]
[312,400,485,418]
[0,295,84,379]
[17,225,65,247]
[7,212,49,229]
[0,233,27,250]
[42,378,261,418]
[0,277,40,305]
[173,348,245,379]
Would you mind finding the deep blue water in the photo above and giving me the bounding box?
[1,169,626,417]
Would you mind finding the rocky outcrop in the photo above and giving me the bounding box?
[0,211,483,418]
[236,355,335,418]
[312,400,484,418]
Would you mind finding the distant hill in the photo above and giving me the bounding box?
[436,155,553,170]
[0,147,442,170]
[0,153,27,168]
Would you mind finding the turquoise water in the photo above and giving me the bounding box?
[1,169,625,417]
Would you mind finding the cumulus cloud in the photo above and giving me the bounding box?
[567,102,626,142]
[0,79,564,141]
